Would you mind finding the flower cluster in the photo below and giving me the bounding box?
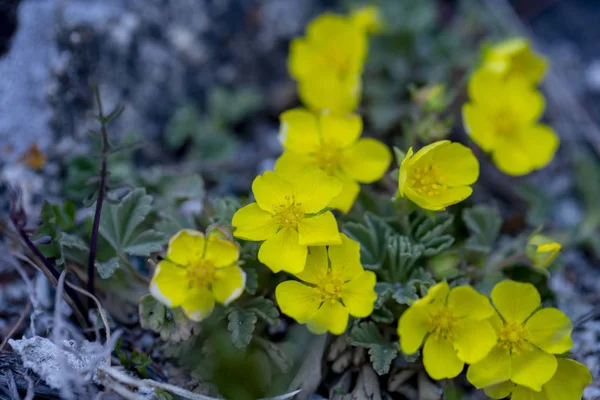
[399,280,591,399]
[463,39,559,176]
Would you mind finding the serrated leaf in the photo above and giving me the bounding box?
[139,294,194,342]
[35,201,79,267]
[367,345,398,375]
[243,267,258,295]
[227,309,257,348]
[245,298,280,326]
[370,306,394,323]
[411,211,455,256]
[139,294,168,333]
[462,205,502,254]
[349,322,398,375]
[385,233,423,281]
[96,257,120,279]
[59,232,88,250]
[344,212,393,270]
[99,188,167,257]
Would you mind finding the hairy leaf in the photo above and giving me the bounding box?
[349,322,398,375]
[96,257,120,279]
[344,212,393,270]
[462,205,502,254]
[227,309,258,348]
[244,298,280,326]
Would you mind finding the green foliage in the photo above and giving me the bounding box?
[226,299,280,348]
[139,294,195,342]
[344,212,393,270]
[462,205,502,254]
[349,322,398,375]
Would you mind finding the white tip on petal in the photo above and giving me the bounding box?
[183,308,213,322]
[279,121,288,145]
[223,269,247,306]
[149,279,172,308]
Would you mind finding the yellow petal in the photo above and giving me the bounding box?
[279,108,321,152]
[402,186,441,211]
[398,302,432,355]
[398,147,414,197]
[232,203,279,241]
[405,185,473,211]
[504,81,545,124]
[491,280,541,324]
[525,308,573,354]
[416,281,449,307]
[515,124,559,170]
[492,138,540,176]
[252,171,295,212]
[462,103,497,152]
[307,299,349,335]
[204,233,239,267]
[258,227,307,273]
[483,381,516,399]
[166,229,205,266]
[341,138,392,183]
[274,150,314,178]
[510,345,557,391]
[410,140,451,165]
[350,5,382,34]
[453,318,497,364]
[511,385,546,400]
[430,142,479,187]
[328,233,363,281]
[447,285,495,320]
[290,166,343,213]
[275,281,321,323]
[468,68,507,110]
[423,336,464,380]
[295,246,328,284]
[297,212,341,246]
[212,265,246,305]
[150,260,189,308]
[319,112,362,149]
[341,271,377,317]
[288,38,320,80]
[328,175,360,213]
[298,71,362,115]
[181,286,216,322]
[542,358,592,400]
[467,345,512,389]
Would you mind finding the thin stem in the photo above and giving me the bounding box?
[87,86,111,304]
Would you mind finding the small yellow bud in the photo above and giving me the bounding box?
[526,234,561,268]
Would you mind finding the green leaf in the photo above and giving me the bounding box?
[139,294,168,333]
[344,212,393,270]
[95,257,120,279]
[99,188,166,257]
[227,309,257,348]
[208,86,263,124]
[349,322,398,375]
[165,105,201,149]
[210,197,243,225]
[575,151,600,214]
[462,205,502,254]
[370,306,394,324]
[411,211,454,256]
[244,298,280,326]
[139,294,195,342]
[35,201,79,267]
[243,267,258,295]
[385,233,423,281]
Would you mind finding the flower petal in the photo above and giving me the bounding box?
[511,385,546,400]
[525,308,573,354]
[515,124,560,171]
[298,71,362,115]
[204,233,239,267]
[341,138,392,183]
[274,150,314,177]
[510,345,557,391]
[279,108,321,152]
[483,381,516,399]
[258,227,307,273]
[319,112,362,148]
[341,271,377,317]
[295,246,328,284]
[212,266,246,305]
[328,233,363,281]
[166,229,205,266]
[297,212,341,246]
[398,147,414,197]
[491,280,541,324]
[467,345,512,389]
[453,318,497,364]
[423,336,464,380]
[150,260,189,308]
[232,203,279,241]
[431,142,479,187]
[447,285,495,320]
[275,281,321,323]
[415,281,449,308]
[328,175,361,213]
[252,171,295,212]
[398,302,432,355]
[462,103,497,152]
[492,138,539,176]
[307,300,349,335]
[291,167,343,213]
[181,286,216,322]
[542,358,592,400]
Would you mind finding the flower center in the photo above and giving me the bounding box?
[494,112,517,136]
[429,307,458,340]
[272,197,305,229]
[187,260,215,288]
[315,143,343,174]
[499,323,529,353]
[409,162,447,196]
[316,275,344,302]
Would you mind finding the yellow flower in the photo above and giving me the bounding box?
[288,13,367,114]
[483,358,592,400]
[398,281,497,380]
[467,280,574,391]
[150,230,245,322]
[463,68,559,176]
[483,38,548,84]
[275,234,376,335]
[276,109,391,213]
[397,140,479,211]
[232,167,342,274]
[350,4,383,34]
[526,234,561,268]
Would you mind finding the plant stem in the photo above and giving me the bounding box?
[87,86,111,304]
